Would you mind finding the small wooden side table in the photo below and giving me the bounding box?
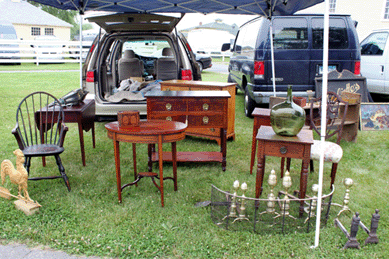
[255,126,313,216]
[250,108,271,175]
[105,120,187,207]
[62,99,96,166]
[37,99,96,166]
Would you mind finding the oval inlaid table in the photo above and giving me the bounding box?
[105,120,187,207]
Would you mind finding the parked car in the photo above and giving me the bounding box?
[195,53,212,72]
[360,29,389,96]
[0,20,20,64]
[222,14,361,117]
[70,30,100,61]
[31,35,65,62]
[82,13,201,118]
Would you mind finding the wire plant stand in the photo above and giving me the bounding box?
[210,184,334,234]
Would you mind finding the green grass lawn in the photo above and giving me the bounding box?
[0,65,388,258]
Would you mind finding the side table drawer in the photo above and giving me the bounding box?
[147,98,186,112]
[188,115,225,127]
[263,142,305,158]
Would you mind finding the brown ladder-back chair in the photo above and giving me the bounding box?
[308,91,349,188]
[12,91,70,191]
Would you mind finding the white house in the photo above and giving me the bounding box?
[0,0,72,41]
[180,19,239,53]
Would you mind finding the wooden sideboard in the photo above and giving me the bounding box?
[160,80,236,145]
[145,90,230,171]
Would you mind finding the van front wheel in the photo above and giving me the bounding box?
[244,90,256,118]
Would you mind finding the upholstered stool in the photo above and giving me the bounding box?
[310,140,343,188]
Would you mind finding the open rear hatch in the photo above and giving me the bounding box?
[87,13,183,33]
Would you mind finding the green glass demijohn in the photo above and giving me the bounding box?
[270,85,306,136]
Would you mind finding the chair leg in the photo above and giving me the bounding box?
[310,159,314,173]
[24,157,31,175]
[55,155,70,191]
[330,163,338,189]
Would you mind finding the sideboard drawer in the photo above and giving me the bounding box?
[148,115,186,123]
[147,98,186,112]
[189,98,226,112]
[187,115,225,127]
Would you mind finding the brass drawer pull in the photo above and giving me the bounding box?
[166,116,172,121]
[203,116,209,124]
[280,146,288,154]
[166,103,172,111]
[203,103,209,111]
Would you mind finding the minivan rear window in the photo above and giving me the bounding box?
[272,18,308,49]
[312,18,348,49]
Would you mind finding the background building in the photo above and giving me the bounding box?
[302,0,389,40]
[180,19,239,53]
[0,0,72,40]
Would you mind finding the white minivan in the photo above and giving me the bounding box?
[360,29,389,95]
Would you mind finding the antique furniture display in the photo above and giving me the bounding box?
[160,80,236,144]
[255,126,313,217]
[105,120,187,207]
[12,92,70,191]
[145,90,230,171]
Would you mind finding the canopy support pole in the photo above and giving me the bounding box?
[79,13,83,88]
[270,20,276,97]
[313,0,330,248]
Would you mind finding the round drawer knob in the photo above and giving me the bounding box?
[166,103,172,111]
[166,116,172,121]
[203,116,209,124]
[280,146,288,154]
[203,103,209,111]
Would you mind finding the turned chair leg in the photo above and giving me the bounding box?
[55,155,70,191]
[330,163,338,189]
[310,159,314,173]
[24,157,31,175]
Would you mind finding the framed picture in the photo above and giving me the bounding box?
[360,103,389,131]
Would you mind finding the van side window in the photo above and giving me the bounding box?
[360,32,388,56]
[312,18,348,49]
[234,19,260,57]
[272,18,308,49]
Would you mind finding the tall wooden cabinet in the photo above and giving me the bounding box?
[160,80,236,145]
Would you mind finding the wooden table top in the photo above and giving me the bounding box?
[160,80,236,88]
[105,120,187,136]
[145,90,231,98]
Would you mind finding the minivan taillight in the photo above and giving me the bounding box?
[254,61,264,79]
[181,69,192,80]
[86,71,94,82]
[354,61,361,75]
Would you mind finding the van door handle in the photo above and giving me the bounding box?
[382,65,385,73]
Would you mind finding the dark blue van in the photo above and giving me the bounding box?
[222,14,361,117]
